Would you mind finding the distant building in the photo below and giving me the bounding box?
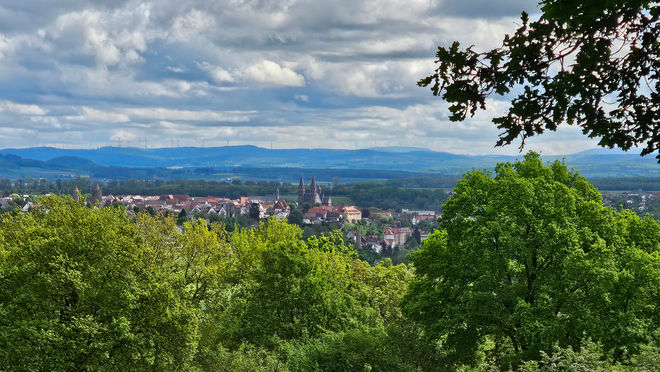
[298,176,324,205]
[218,201,237,217]
[270,199,290,221]
[304,205,330,222]
[383,227,414,248]
[91,183,102,204]
[342,206,362,223]
[72,187,80,202]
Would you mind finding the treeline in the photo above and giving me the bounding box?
[382,176,461,189]
[332,183,448,211]
[589,177,660,191]
[379,176,660,192]
[0,177,298,199]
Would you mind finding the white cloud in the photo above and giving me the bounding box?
[210,67,236,84]
[121,107,254,122]
[43,5,151,67]
[68,107,130,123]
[110,129,137,142]
[0,100,46,115]
[170,9,214,42]
[243,60,305,87]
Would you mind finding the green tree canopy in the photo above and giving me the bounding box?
[420,0,660,158]
[403,153,660,367]
[0,196,199,370]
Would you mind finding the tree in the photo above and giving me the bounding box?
[403,153,660,367]
[287,207,304,227]
[0,196,199,370]
[177,208,188,225]
[360,208,370,219]
[196,219,372,353]
[249,202,261,221]
[419,1,660,159]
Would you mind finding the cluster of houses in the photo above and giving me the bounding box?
[303,205,363,224]
[0,195,30,212]
[603,192,660,213]
[83,182,370,226]
[1,179,441,256]
[345,209,437,253]
[97,192,292,220]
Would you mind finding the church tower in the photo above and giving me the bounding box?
[297,176,305,205]
[91,182,102,204]
[310,176,317,205]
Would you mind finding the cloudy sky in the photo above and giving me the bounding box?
[0,0,602,154]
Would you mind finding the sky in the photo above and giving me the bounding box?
[0,0,603,154]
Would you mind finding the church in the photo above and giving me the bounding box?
[297,176,331,206]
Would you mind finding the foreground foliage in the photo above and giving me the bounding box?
[420,0,660,158]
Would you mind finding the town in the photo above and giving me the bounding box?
[0,176,440,264]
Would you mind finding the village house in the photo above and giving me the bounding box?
[304,205,335,223]
[383,227,414,248]
[342,206,362,223]
[268,199,290,221]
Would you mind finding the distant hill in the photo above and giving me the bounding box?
[45,156,103,170]
[367,146,432,153]
[0,146,659,179]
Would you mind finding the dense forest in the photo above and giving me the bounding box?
[1,154,658,371]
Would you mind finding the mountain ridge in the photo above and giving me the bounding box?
[0,146,658,179]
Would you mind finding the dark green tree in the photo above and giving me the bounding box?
[420,0,660,159]
[287,207,304,227]
[177,208,188,225]
[403,153,660,367]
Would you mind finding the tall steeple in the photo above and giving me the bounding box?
[91,182,102,204]
[275,186,280,201]
[297,176,305,205]
[310,176,317,204]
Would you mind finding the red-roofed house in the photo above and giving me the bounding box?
[383,227,414,248]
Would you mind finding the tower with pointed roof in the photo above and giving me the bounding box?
[91,182,102,204]
[298,176,323,205]
[310,177,317,205]
[297,176,305,205]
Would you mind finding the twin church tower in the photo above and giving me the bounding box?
[297,176,331,206]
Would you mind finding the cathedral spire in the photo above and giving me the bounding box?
[297,176,305,205]
[310,176,317,204]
